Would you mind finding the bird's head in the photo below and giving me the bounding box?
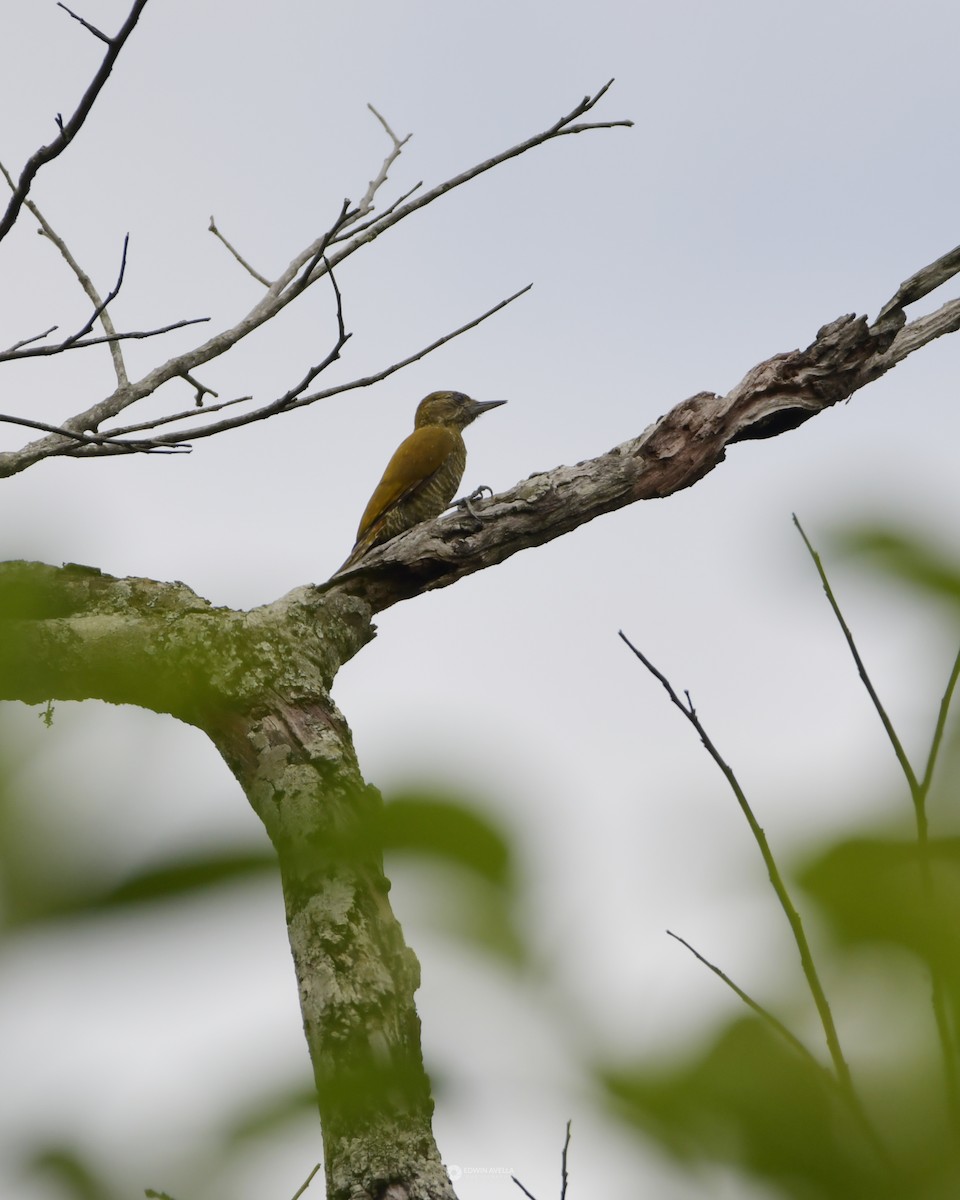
[414,390,507,430]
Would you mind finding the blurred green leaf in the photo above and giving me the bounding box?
[222,1083,320,1145]
[832,526,960,603]
[99,848,278,907]
[381,792,513,888]
[798,835,960,984]
[379,791,526,964]
[0,842,277,932]
[26,1144,119,1200]
[604,1017,891,1200]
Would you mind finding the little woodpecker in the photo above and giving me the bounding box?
[339,390,506,571]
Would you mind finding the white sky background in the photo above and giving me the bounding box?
[2,1,960,1198]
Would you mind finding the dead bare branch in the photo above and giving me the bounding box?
[2,326,59,355]
[0,0,149,245]
[105,394,254,438]
[321,294,959,612]
[876,241,960,323]
[208,216,271,286]
[1,167,131,384]
[0,83,628,474]
[0,318,211,363]
[103,283,530,447]
[180,372,219,406]
[56,2,111,44]
[0,412,189,454]
[352,104,411,218]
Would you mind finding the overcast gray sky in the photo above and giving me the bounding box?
[2,2,960,1197]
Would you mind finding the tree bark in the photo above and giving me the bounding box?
[0,563,454,1199]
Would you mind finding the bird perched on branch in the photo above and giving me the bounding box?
[338,390,506,571]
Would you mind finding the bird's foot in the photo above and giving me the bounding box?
[453,485,494,526]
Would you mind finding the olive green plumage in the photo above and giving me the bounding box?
[339,391,506,570]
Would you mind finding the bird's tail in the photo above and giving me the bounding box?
[334,527,381,575]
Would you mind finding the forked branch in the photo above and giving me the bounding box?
[0,84,629,477]
[0,0,150,244]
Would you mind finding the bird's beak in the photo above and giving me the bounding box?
[468,398,507,418]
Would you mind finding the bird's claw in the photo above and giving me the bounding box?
[453,485,494,526]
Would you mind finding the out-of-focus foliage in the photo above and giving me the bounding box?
[834,526,960,605]
[7,523,960,1200]
[381,789,526,964]
[0,748,523,1199]
[605,1017,891,1200]
[800,835,960,988]
[598,524,960,1199]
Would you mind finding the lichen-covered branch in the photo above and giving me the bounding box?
[0,561,454,1199]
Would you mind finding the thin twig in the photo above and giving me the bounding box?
[792,515,919,791]
[618,633,863,1110]
[511,1175,538,1200]
[0,318,210,362]
[57,1,110,43]
[9,175,130,384]
[105,393,254,437]
[0,413,189,454]
[511,1122,572,1200]
[793,515,960,1130]
[288,283,532,411]
[0,84,626,473]
[312,81,632,282]
[329,180,423,245]
[354,104,411,217]
[289,1163,322,1200]
[920,645,960,802]
[1,326,58,354]
[559,1120,571,1200]
[0,156,132,379]
[620,631,900,1168]
[208,216,271,286]
[255,260,351,414]
[179,371,218,406]
[289,200,354,293]
[667,930,830,1072]
[103,283,530,446]
[0,0,150,244]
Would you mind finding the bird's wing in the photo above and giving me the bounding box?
[355,425,457,541]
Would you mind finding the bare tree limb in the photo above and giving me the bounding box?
[2,326,59,355]
[0,412,189,454]
[208,104,411,286]
[0,318,210,363]
[0,162,129,384]
[322,243,960,611]
[208,216,271,286]
[56,2,111,44]
[101,282,531,447]
[0,0,150,244]
[352,104,411,219]
[876,242,960,322]
[0,84,628,475]
[104,392,254,437]
[180,372,218,406]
